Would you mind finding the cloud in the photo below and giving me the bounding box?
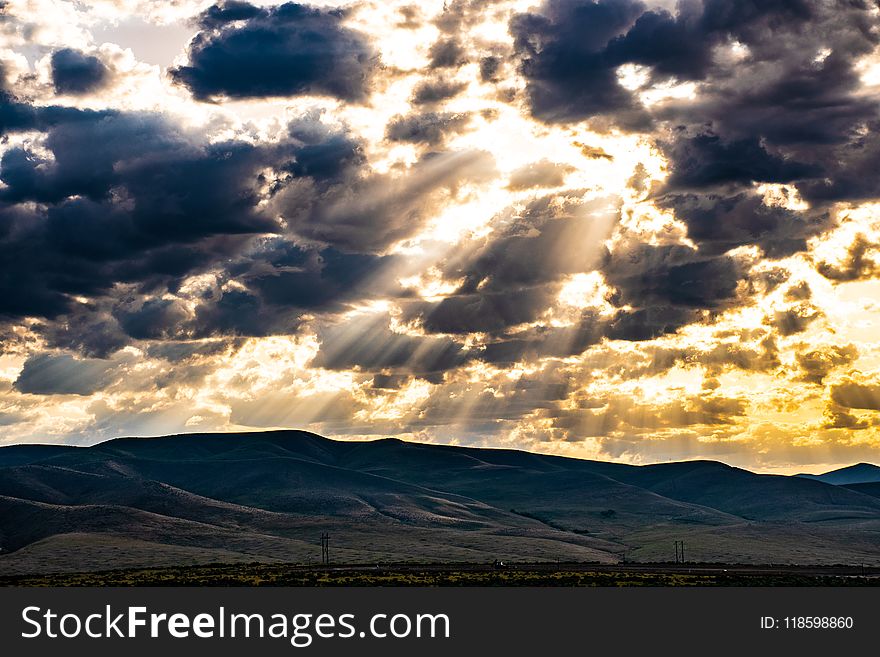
[796,345,858,385]
[548,392,749,440]
[50,48,111,95]
[821,405,869,431]
[603,242,744,310]
[385,111,471,146]
[766,305,820,337]
[474,55,498,82]
[171,2,378,102]
[106,241,396,341]
[0,107,277,321]
[831,380,880,412]
[602,4,713,81]
[815,234,880,282]
[409,195,616,335]
[510,0,648,126]
[507,160,575,190]
[13,353,119,396]
[2,0,880,470]
[661,134,819,191]
[413,286,559,335]
[270,149,497,254]
[660,192,825,258]
[313,314,467,376]
[800,131,880,204]
[476,312,605,363]
[411,78,468,105]
[427,37,468,68]
[0,78,486,342]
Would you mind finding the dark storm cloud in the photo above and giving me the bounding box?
[171,2,377,102]
[144,339,241,363]
[660,192,829,258]
[13,353,118,395]
[197,0,261,26]
[0,63,492,350]
[50,48,110,95]
[40,311,130,359]
[285,131,364,181]
[650,2,880,212]
[243,244,392,309]
[601,3,712,81]
[190,290,305,338]
[0,107,277,321]
[511,0,880,230]
[603,305,697,341]
[203,240,391,336]
[385,111,471,146]
[603,242,744,310]
[414,286,558,334]
[114,298,191,340]
[509,0,822,128]
[510,0,649,126]
[510,1,879,341]
[598,236,751,341]
[799,128,880,204]
[109,240,396,341]
[605,0,815,82]
[371,373,411,389]
[661,134,819,191]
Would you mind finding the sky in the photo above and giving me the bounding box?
[1,0,880,473]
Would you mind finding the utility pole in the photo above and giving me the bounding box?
[321,533,330,565]
[673,540,685,564]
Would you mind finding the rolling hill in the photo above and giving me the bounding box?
[1,430,879,574]
[798,463,880,486]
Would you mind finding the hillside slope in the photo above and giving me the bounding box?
[1,431,879,573]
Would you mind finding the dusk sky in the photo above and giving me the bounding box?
[1,0,880,473]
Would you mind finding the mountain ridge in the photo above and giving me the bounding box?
[1,430,879,573]
[797,462,880,486]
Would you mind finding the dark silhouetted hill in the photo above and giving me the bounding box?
[798,463,880,486]
[1,431,879,573]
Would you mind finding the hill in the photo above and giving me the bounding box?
[1,430,879,574]
[798,463,880,486]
